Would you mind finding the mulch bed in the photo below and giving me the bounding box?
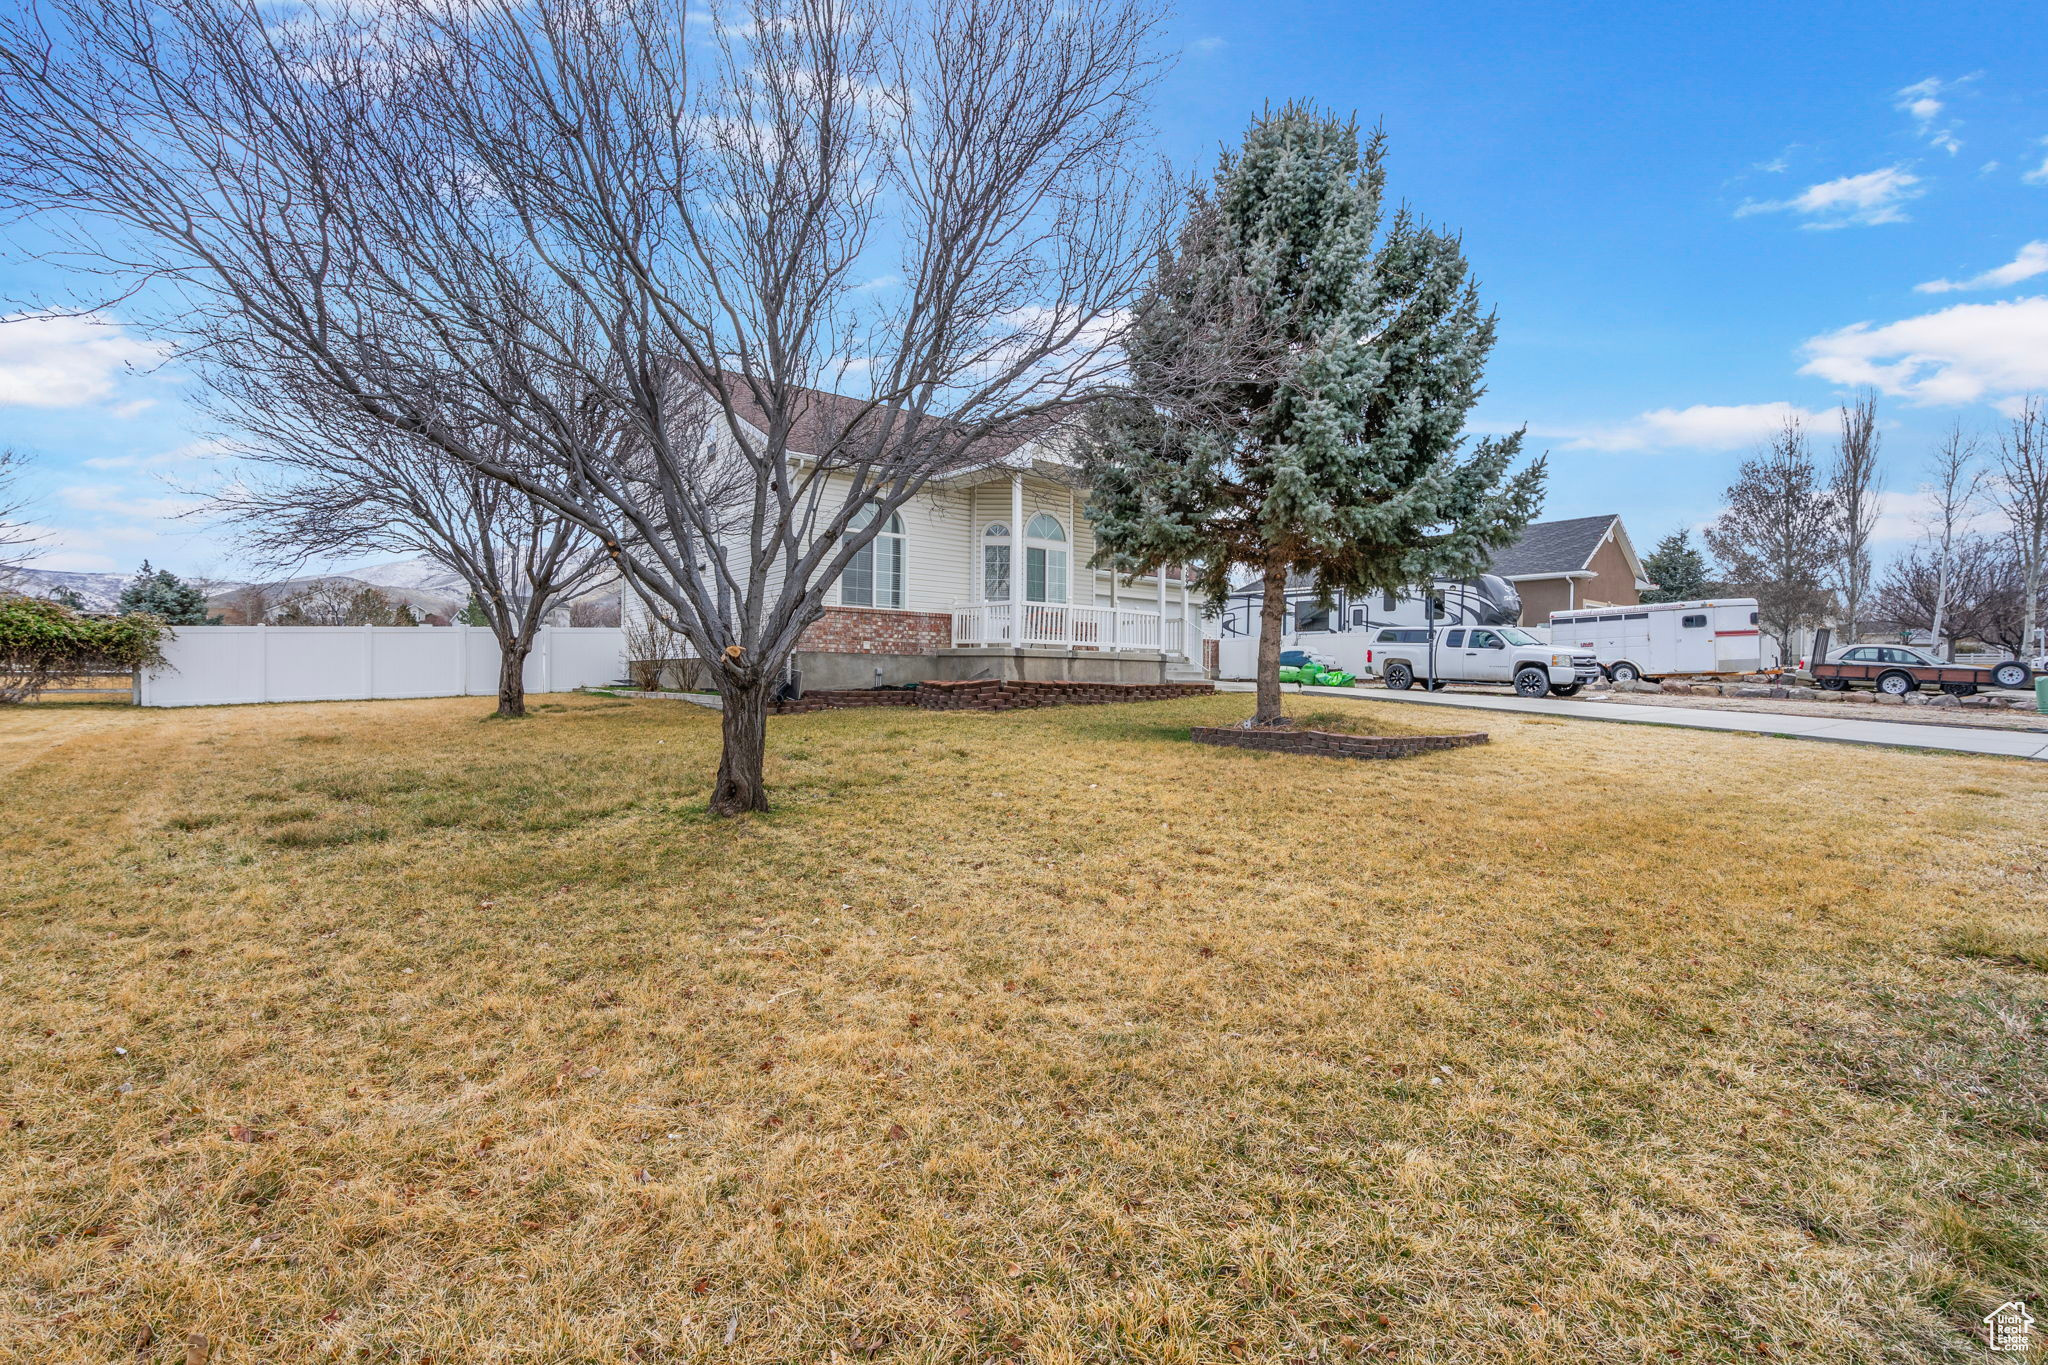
[770,679,1215,715]
[1190,724,1487,760]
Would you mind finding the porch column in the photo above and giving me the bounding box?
[1108,562,1119,648]
[1155,564,1167,653]
[1009,470,1024,647]
[1180,573,1192,662]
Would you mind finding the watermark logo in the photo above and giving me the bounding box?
[1985,1301,2034,1353]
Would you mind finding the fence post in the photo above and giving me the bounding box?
[257,624,269,704]
[363,623,376,700]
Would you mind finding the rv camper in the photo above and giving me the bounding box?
[1215,574,1523,681]
[1547,598,1775,681]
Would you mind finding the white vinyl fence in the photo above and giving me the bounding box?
[137,625,626,708]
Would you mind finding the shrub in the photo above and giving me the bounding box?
[0,595,171,703]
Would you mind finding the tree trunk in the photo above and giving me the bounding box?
[711,678,771,815]
[496,637,530,718]
[1253,559,1288,725]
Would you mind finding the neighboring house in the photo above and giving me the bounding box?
[1484,513,1651,622]
[623,383,1214,690]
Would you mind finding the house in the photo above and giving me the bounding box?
[624,384,1214,690]
[1484,513,1651,623]
[1211,514,1648,679]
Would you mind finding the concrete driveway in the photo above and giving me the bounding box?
[1216,680,2048,761]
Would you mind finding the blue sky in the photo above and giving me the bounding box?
[4,0,2047,578]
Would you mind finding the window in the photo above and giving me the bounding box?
[1351,607,1369,626]
[982,522,1010,601]
[1444,629,1465,648]
[1624,612,1648,620]
[1880,648,1925,665]
[1748,611,1759,624]
[1294,603,1332,633]
[1680,613,1707,629]
[1378,627,1427,644]
[1469,629,1503,649]
[1842,647,1877,662]
[1500,627,1541,645]
[1382,589,1398,612]
[839,505,905,608]
[1023,512,1067,603]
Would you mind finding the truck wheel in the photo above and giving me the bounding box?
[1876,670,1915,697]
[1607,661,1641,683]
[1940,682,1978,696]
[1550,683,1581,697]
[1991,660,2031,689]
[1514,668,1549,698]
[1384,662,1413,691]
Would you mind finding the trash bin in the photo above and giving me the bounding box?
[2038,675,2048,714]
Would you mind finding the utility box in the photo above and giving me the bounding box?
[2038,675,2048,714]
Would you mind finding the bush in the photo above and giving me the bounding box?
[0,595,171,703]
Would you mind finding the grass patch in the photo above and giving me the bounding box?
[1,690,2046,1361]
[1943,923,2048,972]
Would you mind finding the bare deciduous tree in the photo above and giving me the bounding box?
[207,390,613,718]
[1874,536,2023,657]
[0,448,36,588]
[1827,390,1880,641]
[0,0,1168,812]
[1917,422,1983,659]
[1992,395,2048,664]
[1705,416,1838,662]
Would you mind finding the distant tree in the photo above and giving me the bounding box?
[456,592,491,628]
[1639,529,1718,603]
[1916,423,1984,659]
[216,582,274,626]
[1077,106,1544,724]
[1992,395,2048,661]
[272,581,416,627]
[0,448,36,588]
[1705,417,1838,661]
[115,561,219,624]
[1875,536,2025,657]
[1827,390,1882,641]
[48,586,87,611]
[567,595,621,629]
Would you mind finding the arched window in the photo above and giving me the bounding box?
[839,505,905,608]
[1024,513,1067,604]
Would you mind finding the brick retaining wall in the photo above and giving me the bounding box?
[1189,724,1488,760]
[770,678,1214,715]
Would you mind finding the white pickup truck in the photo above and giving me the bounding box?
[1368,624,1602,698]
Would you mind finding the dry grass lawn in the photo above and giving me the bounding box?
[2,692,2045,1363]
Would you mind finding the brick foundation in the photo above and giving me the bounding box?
[798,607,952,655]
[1189,724,1488,760]
[770,678,1214,715]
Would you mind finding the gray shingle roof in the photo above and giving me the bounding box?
[1484,514,1618,578]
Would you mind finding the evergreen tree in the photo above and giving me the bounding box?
[48,586,88,611]
[115,560,219,624]
[1077,105,1544,723]
[1639,530,1718,603]
[456,591,491,627]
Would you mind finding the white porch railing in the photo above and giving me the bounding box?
[951,601,1190,655]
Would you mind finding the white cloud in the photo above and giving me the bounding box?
[1189,36,1225,53]
[2024,139,2048,186]
[1735,165,1924,229]
[109,399,158,420]
[81,439,230,473]
[1895,76,1966,155]
[1800,295,2048,405]
[1915,241,2048,293]
[0,311,165,408]
[1544,402,1830,453]
[56,484,203,521]
[1870,486,2009,545]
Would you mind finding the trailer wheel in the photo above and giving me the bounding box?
[1940,682,1978,696]
[1384,661,1413,691]
[1816,676,1848,690]
[1876,670,1915,697]
[1514,667,1550,698]
[1991,660,2032,689]
[1607,661,1641,683]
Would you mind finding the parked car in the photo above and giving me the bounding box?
[1369,625,1602,698]
[1802,635,2034,696]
